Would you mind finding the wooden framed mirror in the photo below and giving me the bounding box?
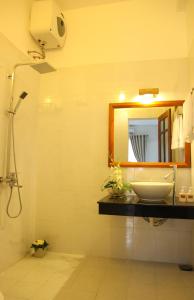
[109,101,191,168]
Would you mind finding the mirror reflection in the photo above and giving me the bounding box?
[114,105,184,163]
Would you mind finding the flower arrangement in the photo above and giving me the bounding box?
[101,164,131,197]
[31,239,49,251]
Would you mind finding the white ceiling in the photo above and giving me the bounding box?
[56,0,128,10]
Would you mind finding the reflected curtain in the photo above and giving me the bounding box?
[130,134,148,162]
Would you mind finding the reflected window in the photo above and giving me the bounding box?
[128,137,137,162]
[128,119,157,162]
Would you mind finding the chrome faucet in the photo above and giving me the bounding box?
[164,165,177,205]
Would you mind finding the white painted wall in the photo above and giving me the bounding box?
[0,34,39,272]
[0,0,188,67]
[46,0,188,68]
[0,0,39,57]
[0,0,188,68]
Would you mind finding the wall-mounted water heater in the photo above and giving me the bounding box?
[30,0,66,49]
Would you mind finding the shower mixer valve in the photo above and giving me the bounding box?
[5,173,22,189]
[6,172,17,188]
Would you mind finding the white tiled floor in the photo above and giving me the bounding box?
[55,257,194,300]
[0,252,83,300]
[1,254,194,300]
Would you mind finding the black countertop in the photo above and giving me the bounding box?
[97,196,194,219]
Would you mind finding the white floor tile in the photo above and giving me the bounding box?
[2,255,194,300]
[0,252,83,300]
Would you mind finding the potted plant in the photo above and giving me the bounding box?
[101,164,131,198]
[31,239,49,258]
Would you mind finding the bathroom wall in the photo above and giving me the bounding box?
[0,0,39,57]
[0,34,39,272]
[36,57,192,263]
[46,0,188,68]
[5,0,186,67]
[35,0,192,264]
[185,0,194,267]
[0,0,192,264]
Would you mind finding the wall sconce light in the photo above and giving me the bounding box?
[139,88,159,96]
[118,92,126,102]
[138,88,159,104]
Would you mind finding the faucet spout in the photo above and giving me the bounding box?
[169,164,177,205]
[170,164,177,181]
[164,171,174,180]
[164,165,177,182]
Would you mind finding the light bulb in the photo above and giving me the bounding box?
[119,92,126,102]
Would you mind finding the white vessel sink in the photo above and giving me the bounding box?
[130,181,174,203]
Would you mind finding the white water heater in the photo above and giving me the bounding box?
[30,0,66,49]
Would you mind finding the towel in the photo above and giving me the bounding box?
[183,93,194,142]
[171,115,184,149]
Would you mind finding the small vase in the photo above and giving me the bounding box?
[33,248,47,258]
[108,189,126,199]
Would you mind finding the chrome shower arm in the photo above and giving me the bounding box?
[6,63,32,178]
[8,63,33,110]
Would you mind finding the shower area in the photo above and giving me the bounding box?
[0,34,39,272]
[5,61,55,219]
[0,32,84,300]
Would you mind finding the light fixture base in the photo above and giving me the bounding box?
[139,88,159,96]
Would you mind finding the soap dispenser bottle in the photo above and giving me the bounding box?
[186,187,194,203]
[178,186,187,202]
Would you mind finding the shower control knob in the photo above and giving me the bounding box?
[14,184,23,189]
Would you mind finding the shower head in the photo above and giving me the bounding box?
[30,62,56,74]
[13,91,28,114]
[12,62,56,76]
[20,91,28,99]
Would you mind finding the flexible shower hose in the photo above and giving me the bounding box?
[6,115,22,218]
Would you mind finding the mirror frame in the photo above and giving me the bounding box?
[109,100,191,168]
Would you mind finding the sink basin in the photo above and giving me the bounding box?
[130,181,174,203]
